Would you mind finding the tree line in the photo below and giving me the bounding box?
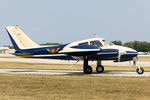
[40,42,62,46]
[111,40,150,52]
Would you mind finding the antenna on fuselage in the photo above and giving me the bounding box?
[93,33,99,38]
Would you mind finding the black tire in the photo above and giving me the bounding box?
[136,67,144,74]
[84,66,92,74]
[96,65,104,73]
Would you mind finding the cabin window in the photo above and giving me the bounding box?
[90,40,102,47]
[79,42,88,45]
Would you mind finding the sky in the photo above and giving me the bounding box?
[0,0,150,46]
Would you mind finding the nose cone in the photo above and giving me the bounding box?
[126,48,138,56]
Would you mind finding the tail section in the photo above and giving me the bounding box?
[6,26,39,50]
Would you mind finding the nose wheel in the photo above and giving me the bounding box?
[135,58,144,74]
[136,67,144,74]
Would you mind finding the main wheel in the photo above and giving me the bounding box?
[84,66,92,74]
[96,65,104,73]
[136,67,144,74]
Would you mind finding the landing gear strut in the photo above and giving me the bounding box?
[96,60,104,73]
[83,57,92,74]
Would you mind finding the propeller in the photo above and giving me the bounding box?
[117,49,126,62]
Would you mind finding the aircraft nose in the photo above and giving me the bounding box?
[126,48,138,57]
[133,50,138,56]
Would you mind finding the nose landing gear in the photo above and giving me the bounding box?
[136,59,144,74]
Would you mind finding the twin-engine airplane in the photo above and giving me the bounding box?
[6,26,144,74]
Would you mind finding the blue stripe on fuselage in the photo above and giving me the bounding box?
[20,44,69,55]
[95,49,118,59]
[100,49,118,53]
[6,30,20,50]
[121,54,137,59]
[98,49,118,55]
[126,51,137,54]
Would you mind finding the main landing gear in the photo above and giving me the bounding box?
[83,57,104,74]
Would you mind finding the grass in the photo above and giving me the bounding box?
[0,61,82,70]
[0,74,150,100]
[138,56,150,62]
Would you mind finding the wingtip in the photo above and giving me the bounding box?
[6,25,19,29]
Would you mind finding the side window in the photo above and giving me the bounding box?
[90,41,102,47]
[79,42,88,45]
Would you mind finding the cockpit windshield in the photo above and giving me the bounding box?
[78,39,110,47]
[102,40,109,46]
[90,40,102,47]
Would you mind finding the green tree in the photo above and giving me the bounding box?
[124,41,150,52]
[3,45,14,49]
[111,40,122,46]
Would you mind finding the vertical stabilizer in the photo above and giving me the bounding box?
[6,26,39,50]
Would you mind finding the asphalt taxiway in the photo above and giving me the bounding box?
[0,69,149,77]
